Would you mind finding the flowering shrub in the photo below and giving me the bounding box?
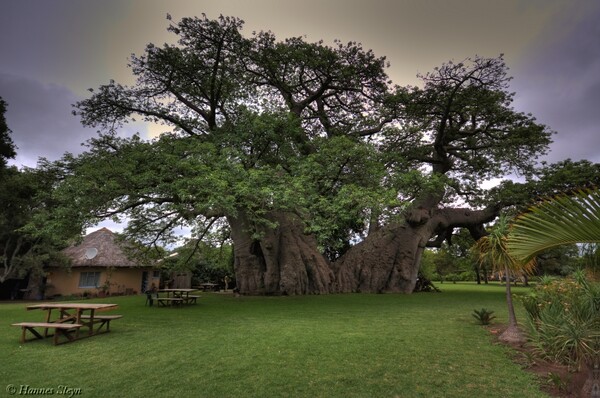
[521,271,600,369]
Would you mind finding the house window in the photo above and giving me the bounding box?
[78,272,101,288]
[152,270,160,278]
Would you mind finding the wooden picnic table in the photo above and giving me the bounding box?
[12,302,121,344]
[198,283,219,292]
[157,289,199,306]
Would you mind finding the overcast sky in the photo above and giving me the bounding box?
[1,1,599,170]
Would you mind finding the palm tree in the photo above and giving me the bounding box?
[473,214,535,344]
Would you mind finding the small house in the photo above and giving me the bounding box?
[45,228,160,297]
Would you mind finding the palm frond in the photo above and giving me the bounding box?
[474,214,536,274]
[508,189,600,262]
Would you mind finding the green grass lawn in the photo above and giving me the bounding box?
[0,283,549,398]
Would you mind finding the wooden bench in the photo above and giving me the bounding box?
[157,297,183,307]
[183,295,200,304]
[12,322,83,345]
[79,315,123,333]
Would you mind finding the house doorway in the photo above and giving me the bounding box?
[141,271,148,293]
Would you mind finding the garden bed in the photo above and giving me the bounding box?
[488,324,593,397]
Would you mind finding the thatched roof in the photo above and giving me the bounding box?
[62,228,140,268]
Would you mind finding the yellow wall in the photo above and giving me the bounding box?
[45,267,160,297]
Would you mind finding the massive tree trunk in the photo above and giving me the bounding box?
[228,201,499,295]
[334,205,499,293]
[333,218,432,294]
[227,210,334,295]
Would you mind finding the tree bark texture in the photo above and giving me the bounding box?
[228,211,334,295]
[333,205,499,293]
[499,266,526,344]
[332,222,427,293]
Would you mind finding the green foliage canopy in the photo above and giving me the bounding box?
[45,14,559,258]
[0,97,16,169]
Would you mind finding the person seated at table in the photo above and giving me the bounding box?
[145,284,158,306]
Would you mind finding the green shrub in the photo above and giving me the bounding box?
[459,270,477,281]
[537,274,556,286]
[521,273,600,369]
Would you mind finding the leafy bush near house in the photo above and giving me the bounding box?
[521,271,600,369]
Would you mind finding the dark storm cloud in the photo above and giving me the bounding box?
[0,0,133,92]
[0,73,147,168]
[1,0,598,169]
[0,73,95,168]
[511,3,600,164]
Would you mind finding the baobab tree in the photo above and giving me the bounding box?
[47,15,559,294]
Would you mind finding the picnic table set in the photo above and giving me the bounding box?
[10,288,204,345]
[11,302,122,345]
[146,288,201,307]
